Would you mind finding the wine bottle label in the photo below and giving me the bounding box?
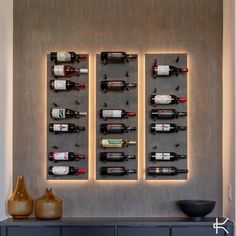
[107,81,123,89]
[53,152,69,160]
[108,53,123,59]
[53,124,69,132]
[156,65,170,75]
[154,95,172,104]
[52,166,69,175]
[155,124,171,131]
[101,139,123,148]
[80,68,88,74]
[107,167,122,174]
[53,65,65,76]
[102,110,122,118]
[54,80,67,90]
[154,153,171,160]
[51,109,66,118]
[155,167,170,174]
[57,52,71,62]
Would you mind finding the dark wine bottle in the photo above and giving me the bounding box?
[100,109,136,119]
[100,123,136,135]
[150,152,187,162]
[49,152,85,162]
[150,95,187,105]
[101,51,137,64]
[50,52,87,63]
[151,109,187,120]
[101,80,137,92]
[49,80,86,91]
[48,166,87,176]
[148,167,188,176]
[100,152,136,162]
[49,123,85,133]
[100,167,136,176]
[51,65,88,77]
[152,60,188,78]
[50,108,87,119]
[151,123,187,134]
[101,138,136,148]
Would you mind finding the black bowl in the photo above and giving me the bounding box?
[177,200,216,221]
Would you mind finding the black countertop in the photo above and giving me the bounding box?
[0,217,232,227]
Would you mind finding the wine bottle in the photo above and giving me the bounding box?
[49,152,85,162]
[151,109,187,120]
[148,167,188,176]
[101,138,136,148]
[100,152,136,162]
[150,152,187,162]
[150,95,187,105]
[100,167,136,176]
[152,61,188,78]
[101,51,137,64]
[48,166,87,176]
[49,123,85,133]
[100,109,136,119]
[51,65,88,77]
[101,80,137,92]
[151,123,187,134]
[100,123,136,134]
[50,52,87,63]
[49,80,86,91]
[50,108,87,119]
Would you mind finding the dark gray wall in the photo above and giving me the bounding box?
[13,0,223,216]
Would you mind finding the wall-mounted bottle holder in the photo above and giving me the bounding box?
[96,53,138,180]
[47,54,89,180]
[145,54,188,180]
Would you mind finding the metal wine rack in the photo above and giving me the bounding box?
[47,54,89,180]
[145,54,188,180]
[96,54,138,180]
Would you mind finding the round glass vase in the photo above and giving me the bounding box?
[35,188,63,220]
[7,176,33,219]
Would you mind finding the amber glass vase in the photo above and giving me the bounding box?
[35,188,62,220]
[7,176,33,219]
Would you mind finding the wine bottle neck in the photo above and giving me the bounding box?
[181,68,188,72]
[127,112,136,117]
[126,169,137,174]
[178,126,187,131]
[177,155,187,159]
[76,155,86,160]
[127,83,137,88]
[127,126,137,131]
[76,126,86,131]
[77,169,87,174]
[78,54,87,59]
[178,97,187,103]
[128,141,136,145]
[127,54,137,59]
[126,155,136,160]
[177,169,188,174]
[178,112,187,117]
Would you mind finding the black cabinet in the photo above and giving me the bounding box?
[62,227,114,236]
[117,227,170,236]
[7,227,60,236]
[172,227,226,236]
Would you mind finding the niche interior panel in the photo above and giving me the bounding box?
[47,54,89,180]
[96,53,138,180]
[145,54,188,180]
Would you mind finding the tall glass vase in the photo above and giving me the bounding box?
[7,176,33,219]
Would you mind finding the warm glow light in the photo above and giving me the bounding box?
[43,51,192,185]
